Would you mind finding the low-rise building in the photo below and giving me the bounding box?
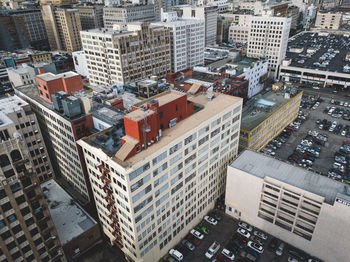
[315,11,343,30]
[42,179,102,260]
[239,88,302,151]
[225,150,350,262]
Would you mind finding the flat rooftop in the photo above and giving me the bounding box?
[0,95,28,114]
[83,90,242,167]
[285,31,350,73]
[36,71,78,82]
[241,89,300,131]
[41,180,97,245]
[231,150,350,205]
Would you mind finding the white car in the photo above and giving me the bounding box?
[221,248,235,260]
[238,222,253,232]
[169,249,183,261]
[247,241,264,254]
[237,227,251,238]
[342,130,346,136]
[288,256,299,262]
[204,216,218,225]
[190,229,204,240]
[253,230,267,240]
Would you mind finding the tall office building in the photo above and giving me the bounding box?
[153,11,205,72]
[0,9,49,51]
[75,4,104,30]
[41,5,82,53]
[0,96,64,262]
[81,22,171,86]
[77,90,242,261]
[103,5,156,29]
[247,13,291,77]
[181,5,218,46]
[16,72,93,204]
[0,96,55,183]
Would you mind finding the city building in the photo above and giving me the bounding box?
[225,149,350,262]
[279,32,350,89]
[204,45,240,63]
[228,23,250,43]
[247,13,291,77]
[288,5,300,30]
[180,5,218,46]
[80,23,171,86]
[39,0,77,6]
[75,4,104,30]
[239,88,302,151]
[0,9,49,51]
[315,11,343,30]
[239,1,289,17]
[103,4,156,29]
[152,11,205,72]
[0,97,65,261]
[218,12,252,44]
[0,95,55,183]
[72,51,88,77]
[42,179,102,260]
[199,0,228,13]
[42,5,82,53]
[7,63,57,87]
[193,56,269,98]
[77,90,242,261]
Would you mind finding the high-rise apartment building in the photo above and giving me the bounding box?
[16,72,93,204]
[0,96,55,183]
[315,11,343,30]
[0,9,49,51]
[42,5,82,53]
[0,97,65,262]
[247,13,291,77]
[103,5,156,29]
[153,11,205,72]
[75,4,104,30]
[181,5,218,46]
[81,22,171,86]
[77,90,242,261]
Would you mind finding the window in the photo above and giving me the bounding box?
[129,163,150,181]
[169,142,182,155]
[184,133,196,145]
[153,152,167,166]
[130,174,150,193]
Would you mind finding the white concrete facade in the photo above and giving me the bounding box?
[7,66,35,87]
[153,11,205,72]
[72,51,89,78]
[225,150,350,262]
[240,59,268,98]
[78,92,243,262]
[247,13,291,77]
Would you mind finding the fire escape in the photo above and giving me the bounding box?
[98,164,123,249]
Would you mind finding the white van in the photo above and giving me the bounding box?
[169,249,183,261]
[276,242,285,256]
[205,241,221,259]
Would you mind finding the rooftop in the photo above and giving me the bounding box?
[284,31,350,73]
[41,180,97,245]
[231,150,350,205]
[83,90,242,167]
[0,95,28,114]
[36,71,78,82]
[241,88,300,131]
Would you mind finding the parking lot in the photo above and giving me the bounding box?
[161,210,321,262]
[267,91,350,182]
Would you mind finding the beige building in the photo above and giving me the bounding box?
[315,11,343,30]
[226,150,350,262]
[40,0,77,6]
[229,24,249,43]
[0,97,65,262]
[42,5,82,53]
[81,22,171,86]
[240,89,302,151]
[75,4,104,30]
[77,90,242,262]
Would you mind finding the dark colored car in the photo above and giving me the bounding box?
[268,238,279,252]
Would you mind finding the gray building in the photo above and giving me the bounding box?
[75,4,104,30]
[103,4,156,29]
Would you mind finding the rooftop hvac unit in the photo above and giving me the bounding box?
[62,96,81,118]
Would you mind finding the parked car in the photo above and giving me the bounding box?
[276,243,285,256]
[238,222,253,232]
[169,249,183,261]
[204,215,218,225]
[237,228,251,238]
[250,235,264,246]
[181,239,195,251]
[205,241,221,259]
[288,256,299,262]
[221,248,235,260]
[186,234,200,246]
[253,230,267,240]
[247,241,264,254]
[195,225,209,235]
[190,229,204,239]
[209,211,222,221]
